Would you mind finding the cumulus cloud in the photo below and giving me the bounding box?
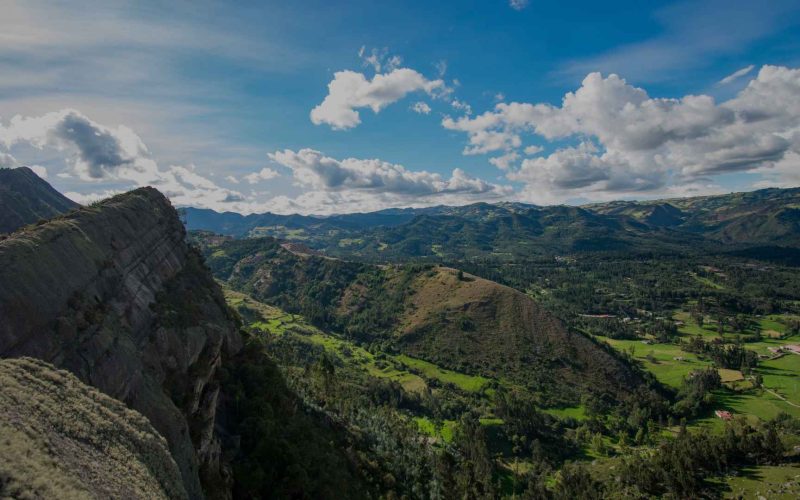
[489,152,520,171]
[718,65,755,85]
[444,65,800,202]
[269,148,510,197]
[451,99,472,115]
[310,68,449,130]
[0,110,144,179]
[244,167,280,184]
[509,0,529,11]
[0,109,248,210]
[411,101,432,114]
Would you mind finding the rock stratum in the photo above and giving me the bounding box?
[0,187,242,499]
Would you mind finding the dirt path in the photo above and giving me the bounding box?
[764,387,800,408]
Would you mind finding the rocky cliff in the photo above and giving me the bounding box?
[0,166,79,233]
[0,187,242,499]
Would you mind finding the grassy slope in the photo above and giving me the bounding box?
[0,357,186,500]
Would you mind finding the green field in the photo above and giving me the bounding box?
[543,405,587,421]
[414,417,457,443]
[395,354,491,393]
[600,337,713,388]
[599,328,800,422]
[721,464,800,499]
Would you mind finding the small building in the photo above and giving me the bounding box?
[673,356,685,361]
[784,345,800,355]
[715,410,733,421]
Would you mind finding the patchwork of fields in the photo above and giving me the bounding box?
[598,311,800,426]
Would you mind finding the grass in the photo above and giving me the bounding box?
[689,272,725,290]
[224,286,493,395]
[601,337,713,389]
[543,405,587,420]
[600,323,800,423]
[0,357,186,500]
[721,464,800,499]
[414,417,457,443]
[757,354,800,408]
[394,354,491,393]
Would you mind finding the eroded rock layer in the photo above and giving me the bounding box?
[0,188,241,499]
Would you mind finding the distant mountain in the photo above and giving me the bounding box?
[185,186,800,261]
[182,206,418,239]
[0,166,79,233]
[588,186,800,246]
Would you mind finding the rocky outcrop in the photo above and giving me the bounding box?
[0,357,187,499]
[0,188,242,499]
[0,166,79,233]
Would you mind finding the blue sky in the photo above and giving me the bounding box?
[1,0,799,213]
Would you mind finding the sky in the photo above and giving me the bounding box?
[0,0,799,214]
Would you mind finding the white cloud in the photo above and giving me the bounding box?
[64,189,123,205]
[411,101,432,114]
[509,0,529,11]
[358,46,401,73]
[225,175,239,184]
[29,165,48,178]
[310,68,449,130]
[489,152,520,171]
[244,167,280,184]
[451,99,472,115]
[0,152,18,168]
[523,145,543,155]
[718,64,755,85]
[435,60,448,78]
[269,148,509,196]
[445,65,800,203]
[0,108,249,210]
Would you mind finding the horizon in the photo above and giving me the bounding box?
[1,1,799,215]
[4,163,800,216]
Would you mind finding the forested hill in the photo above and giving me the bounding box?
[0,166,79,233]
[195,234,647,405]
[183,186,800,261]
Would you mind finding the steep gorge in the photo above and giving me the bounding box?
[0,188,242,499]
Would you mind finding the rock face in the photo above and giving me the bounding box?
[0,166,79,233]
[0,188,242,499]
[0,357,187,499]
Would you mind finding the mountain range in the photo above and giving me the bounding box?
[184,186,800,261]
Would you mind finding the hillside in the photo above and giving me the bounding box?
[0,357,187,499]
[199,235,645,404]
[0,187,242,498]
[0,166,79,233]
[588,186,800,246]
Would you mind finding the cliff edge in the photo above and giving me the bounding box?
[0,187,242,499]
